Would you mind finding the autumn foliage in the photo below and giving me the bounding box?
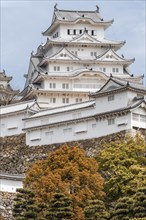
[24,145,104,219]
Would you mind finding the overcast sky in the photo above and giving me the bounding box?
[1,0,146,90]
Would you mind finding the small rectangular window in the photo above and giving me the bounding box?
[45,131,54,136]
[67,67,70,71]
[91,30,94,36]
[108,95,114,101]
[74,29,76,35]
[116,68,119,72]
[91,52,93,56]
[80,30,82,34]
[140,115,146,122]
[67,29,70,35]
[63,128,72,133]
[54,66,56,71]
[62,98,69,103]
[103,68,106,72]
[92,123,96,128]
[113,68,115,72]
[108,118,115,125]
[76,98,82,103]
[57,66,60,71]
[50,97,56,103]
[132,113,139,121]
[62,83,69,89]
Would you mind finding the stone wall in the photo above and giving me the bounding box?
[0,192,16,220]
[0,131,127,175]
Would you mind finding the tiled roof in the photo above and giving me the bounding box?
[54,9,102,23]
[0,70,12,82]
[91,77,146,97]
[0,100,39,115]
[23,99,146,131]
[26,100,95,119]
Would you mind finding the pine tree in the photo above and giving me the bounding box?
[46,193,73,220]
[110,196,134,220]
[133,186,146,218]
[84,199,110,220]
[13,188,46,220]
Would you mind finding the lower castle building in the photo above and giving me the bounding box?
[1,77,146,147]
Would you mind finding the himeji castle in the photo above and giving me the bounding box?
[0,5,146,146]
[0,4,146,194]
[20,4,144,108]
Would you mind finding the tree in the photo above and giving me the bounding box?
[13,188,47,220]
[46,193,73,220]
[110,196,134,220]
[133,186,146,218]
[96,135,146,202]
[84,199,110,220]
[110,186,146,220]
[24,145,104,219]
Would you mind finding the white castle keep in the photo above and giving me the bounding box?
[0,5,146,147]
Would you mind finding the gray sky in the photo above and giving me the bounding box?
[1,0,146,90]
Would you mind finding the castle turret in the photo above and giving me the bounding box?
[0,70,19,106]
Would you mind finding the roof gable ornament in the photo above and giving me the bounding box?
[54,3,58,11]
[96,5,100,13]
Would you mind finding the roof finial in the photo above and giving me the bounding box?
[84,27,88,33]
[54,3,58,10]
[31,51,34,56]
[96,5,100,13]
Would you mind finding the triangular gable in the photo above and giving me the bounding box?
[49,47,79,60]
[96,48,126,61]
[95,77,125,93]
[131,100,146,119]
[29,101,41,112]
[71,32,101,44]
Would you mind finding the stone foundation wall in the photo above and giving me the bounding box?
[0,192,16,220]
[0,131,127,175]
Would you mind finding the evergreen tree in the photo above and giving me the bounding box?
[110,196,134,220]
[133,186,146,218]
[84,199,110,220]
[96,135,146,202]
[46,193,73,220]
[13,188,46,220]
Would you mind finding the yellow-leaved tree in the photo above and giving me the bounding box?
[24,145,104,219]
